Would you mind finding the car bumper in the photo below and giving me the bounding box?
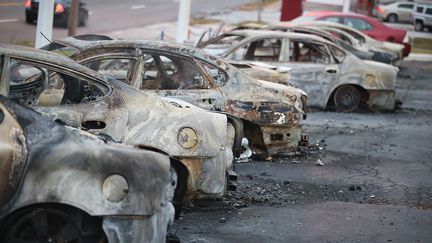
[179,123,236,199]
[103,202,175,243]
[367,90,396,111]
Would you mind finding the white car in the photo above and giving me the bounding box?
[199,30,399,112]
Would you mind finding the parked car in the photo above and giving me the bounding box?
[291,11,411,56]
[43,36,308,156]
[0,95,176,242]
[0,44,241,210]
[25,0,89,27]
[199,30,398,112]
[303,21,409,58]
[412,2,432,31]
[375,1,415,23]
[261,25,399,65]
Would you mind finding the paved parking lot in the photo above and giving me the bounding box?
[170,60,432,242]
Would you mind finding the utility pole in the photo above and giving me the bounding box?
[35,0,54,48]
[342,0,351,12]
[68,0,80,36]
[176,0,191,43]
[257,0,263,22]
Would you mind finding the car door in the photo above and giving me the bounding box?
[1,56,128,141]
[283,38,339,108]
[397,3,414,22]
[425,7,432,26]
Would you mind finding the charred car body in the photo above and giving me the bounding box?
[0,96,176,242]
[43,37,308,156]
[199,30,398,112]
[260,25,399,66]
[0,44,239,205]
[304,21,407,60]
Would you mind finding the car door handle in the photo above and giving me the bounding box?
[326,69,337,74]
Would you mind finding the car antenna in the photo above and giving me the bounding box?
[40,32,69,57]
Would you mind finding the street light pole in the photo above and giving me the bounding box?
[342,0,351,13]
[35,0,54,48]
[68,0,80,36]
[176,0,191,43]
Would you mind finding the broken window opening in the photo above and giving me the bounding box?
[85,58,134,84]
[156,54,207,90]
[8,60,108,106]
[199,61,227,87]
[290,41,330,64]
[245,38,282,62]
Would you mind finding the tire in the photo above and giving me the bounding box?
[25,15,33,24]
[0,206,107,243]
[414,20,424,31]
[387,13,398,23]
[334,85,360,112]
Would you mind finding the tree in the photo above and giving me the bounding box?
[68,0,80,36]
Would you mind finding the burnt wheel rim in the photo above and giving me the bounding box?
[4,208,81,243]
[334,86,360,112]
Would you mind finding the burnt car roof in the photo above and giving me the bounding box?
[52,38,232,70]
[225,29,334,45]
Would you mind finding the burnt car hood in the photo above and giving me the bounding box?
[225,67,306,110]
[0,96,172,217]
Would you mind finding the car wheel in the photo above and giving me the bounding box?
[387,13,398,23]
[25,15,33,24]
[0,206,107,243]
[334,85,360,112]
[415,20,424,31]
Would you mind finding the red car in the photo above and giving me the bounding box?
[292,11,411,56]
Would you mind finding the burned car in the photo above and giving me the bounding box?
[0,44,240,207]
[199,30,399,112]
[0,96,176,242]
[259,25,399,66]
[43,37,308,156]
[304,21,408,60]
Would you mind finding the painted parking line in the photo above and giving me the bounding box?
[0,18,19,23]
[0,2,23,7]
[131,5,146,10]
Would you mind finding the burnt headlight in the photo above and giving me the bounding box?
[102,174,129,202]
[177,127,198,149]
[365,74,377,87]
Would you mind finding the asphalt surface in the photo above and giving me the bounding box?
[0,0,252,44]
[170,60,432,242]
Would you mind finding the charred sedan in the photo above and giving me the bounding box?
[0,44,239,205]
[0,96,176,242]
[44,37,308,156]
[199,30,398,112]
